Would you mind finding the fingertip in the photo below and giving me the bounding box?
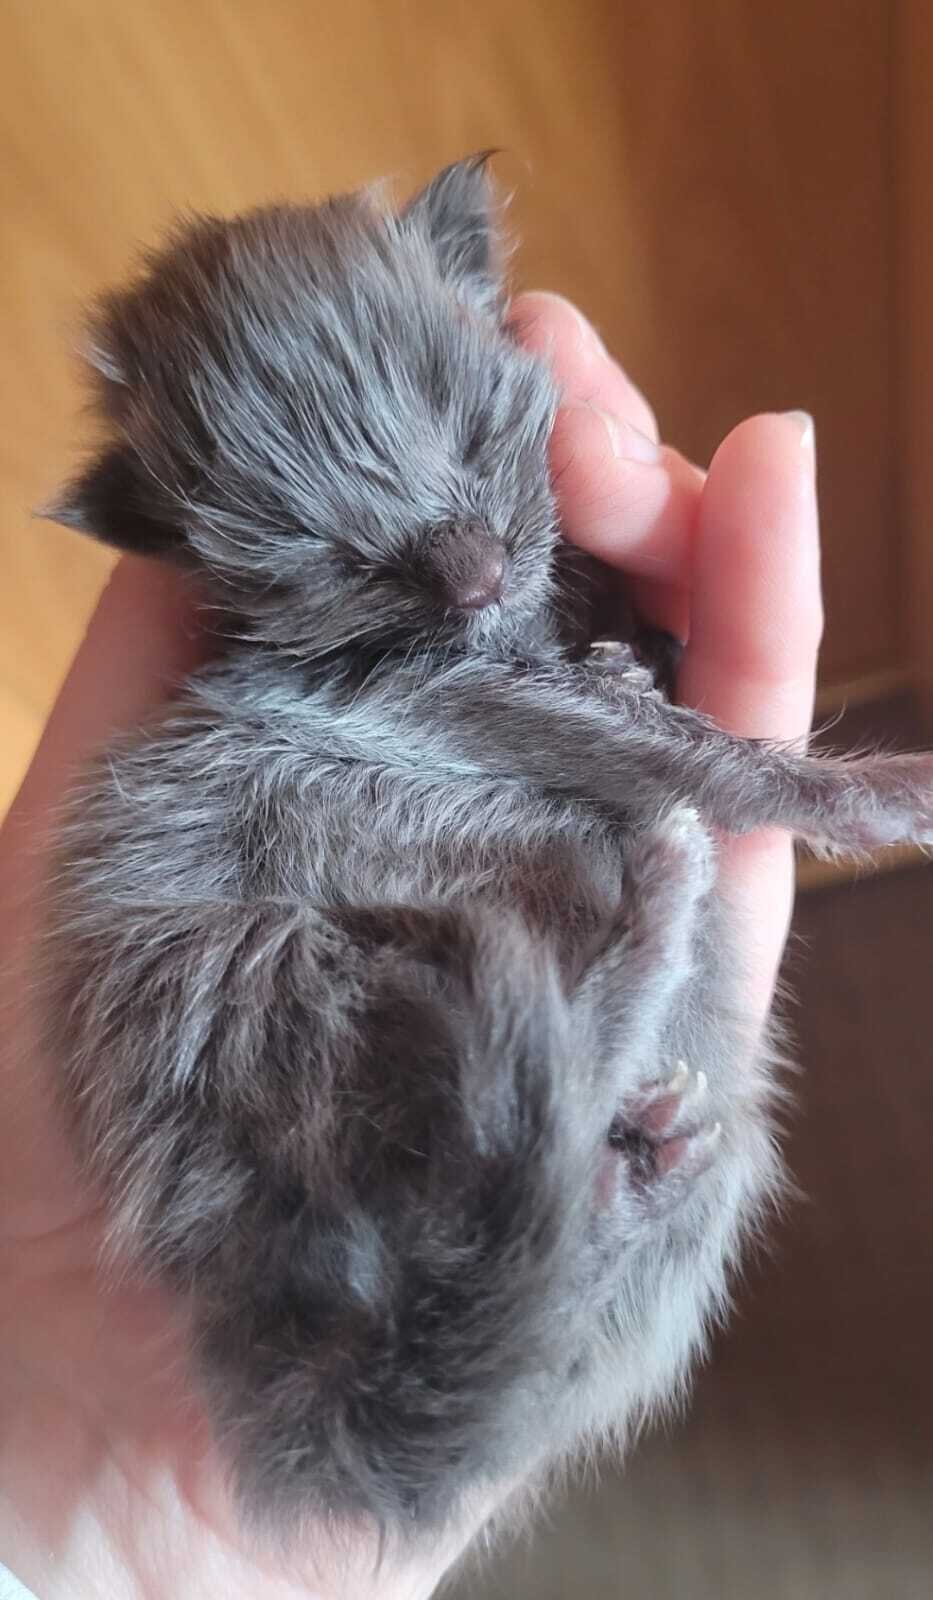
[708,410,817,489]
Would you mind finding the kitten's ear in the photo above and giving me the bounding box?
[41,445,183,557]
[404,152,504,316]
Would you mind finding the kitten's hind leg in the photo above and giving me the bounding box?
[575,806,725,1216]
[577,804,715,1076]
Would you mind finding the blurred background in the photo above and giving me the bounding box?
[1,3,931,1596]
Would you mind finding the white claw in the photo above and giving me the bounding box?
[695,1070,709,1099]
[665,1060,690,1095]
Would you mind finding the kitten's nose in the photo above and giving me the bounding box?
[427,521,507,611]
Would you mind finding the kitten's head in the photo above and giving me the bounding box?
[49,157,561,659]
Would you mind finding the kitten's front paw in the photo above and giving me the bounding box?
[810,752,933,854]
[605,1060,723,1212]
[854,753,933,849]
[632,625,684,700]
[585,639,657,696]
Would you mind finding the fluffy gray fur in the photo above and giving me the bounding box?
[40,156,933,1549]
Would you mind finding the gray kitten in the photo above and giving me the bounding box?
[40,156,933,1549]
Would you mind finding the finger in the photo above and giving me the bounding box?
[548,400,705,585]
[509,294,705,627]
[509,291,660,440]
[628,576,692,646]
[680,412,821,1016]
[680,412,822,739]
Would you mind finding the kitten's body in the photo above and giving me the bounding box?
[41,158,933,1546]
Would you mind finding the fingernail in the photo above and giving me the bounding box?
[783,410,815,454]
[583,403,661,463]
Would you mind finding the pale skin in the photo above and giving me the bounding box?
[0,293,820,1599]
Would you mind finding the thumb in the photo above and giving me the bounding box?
[549,400,704,582]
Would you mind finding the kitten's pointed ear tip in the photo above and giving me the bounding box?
[412,150,504,214]
[439,149,503,192]
[468,147,503,173]
[406,151,509,315]
[33,490,87,531]
[33,450,181,555]
[34,458,116,534]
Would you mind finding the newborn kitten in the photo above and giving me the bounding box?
[41,156,933,1549]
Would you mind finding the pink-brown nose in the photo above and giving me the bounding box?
[426,521,507,611]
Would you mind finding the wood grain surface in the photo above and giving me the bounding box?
[896,2,933,730]
[0,1,902,814]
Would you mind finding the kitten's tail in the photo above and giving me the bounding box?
[192,901,597,1538]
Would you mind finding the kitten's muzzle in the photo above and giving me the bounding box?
[424,521,507,611]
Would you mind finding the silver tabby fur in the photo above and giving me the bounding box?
[40,156,933,1548]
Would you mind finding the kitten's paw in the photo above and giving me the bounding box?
[584,630,682,700]
[585,639,657,695]
[859,753,933,848]
[811,752,933,854]
[633,625,684,700]
[605,1060,723,1209]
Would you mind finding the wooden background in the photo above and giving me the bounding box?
[3,9,932,1596]
[0,0,908,815]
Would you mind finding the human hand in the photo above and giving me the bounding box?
[0,297,820,1599]
[510,292,821,1023]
